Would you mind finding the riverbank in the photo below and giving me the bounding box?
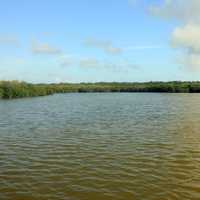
[1,81,200,99]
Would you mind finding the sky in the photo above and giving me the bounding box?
[1,0,200,83]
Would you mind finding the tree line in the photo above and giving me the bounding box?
[1,81,200,99]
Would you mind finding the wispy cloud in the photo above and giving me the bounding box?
[79,58,99,67]
[40,32,53,36]
[59,54,140,72]
[177,53,200,72]
[47,72,73,83]
[125,45,163,50]
[59,55,73,67]
[61,59,72,67]
[57,54,79,68]
[84,38,122,55]
[32,41,62,55]
[128,0,138,7]
[0,35,19,46]
[78,57,140,72]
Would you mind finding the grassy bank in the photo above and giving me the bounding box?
[1,81,200,99]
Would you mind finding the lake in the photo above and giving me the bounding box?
[0,93,200,200]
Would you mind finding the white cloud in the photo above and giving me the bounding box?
[84,38,122,55]
[171,24,200,53]
[149,0,200,23]
[150,0,200,70]
[32,41,62,55]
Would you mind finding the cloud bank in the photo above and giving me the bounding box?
[150,0,200,70]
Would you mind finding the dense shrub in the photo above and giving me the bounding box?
[1,81,200,99]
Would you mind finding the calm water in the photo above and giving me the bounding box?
[0,93,200,200]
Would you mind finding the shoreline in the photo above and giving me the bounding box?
[1,80,200,99]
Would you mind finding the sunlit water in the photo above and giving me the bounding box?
[0,93,200,200]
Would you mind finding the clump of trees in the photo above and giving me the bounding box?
[0,81,54,99]
[1,81,200,99]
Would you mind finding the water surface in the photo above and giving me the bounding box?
[0,93,200,200]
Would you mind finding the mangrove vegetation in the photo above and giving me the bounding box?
[1,80,200,99]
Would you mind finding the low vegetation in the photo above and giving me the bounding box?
[1,81,200,99]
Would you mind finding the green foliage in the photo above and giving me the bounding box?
[1,81,200,99]
[0,88,3,98]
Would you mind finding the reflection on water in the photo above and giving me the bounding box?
[0,93,200,200]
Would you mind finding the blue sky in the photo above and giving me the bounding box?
[0,0,200,83]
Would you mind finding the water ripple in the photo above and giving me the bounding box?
[0,93,200,200]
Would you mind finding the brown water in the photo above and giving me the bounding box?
[0,93,200,200]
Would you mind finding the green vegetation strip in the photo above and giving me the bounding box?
[1,81,200,99]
